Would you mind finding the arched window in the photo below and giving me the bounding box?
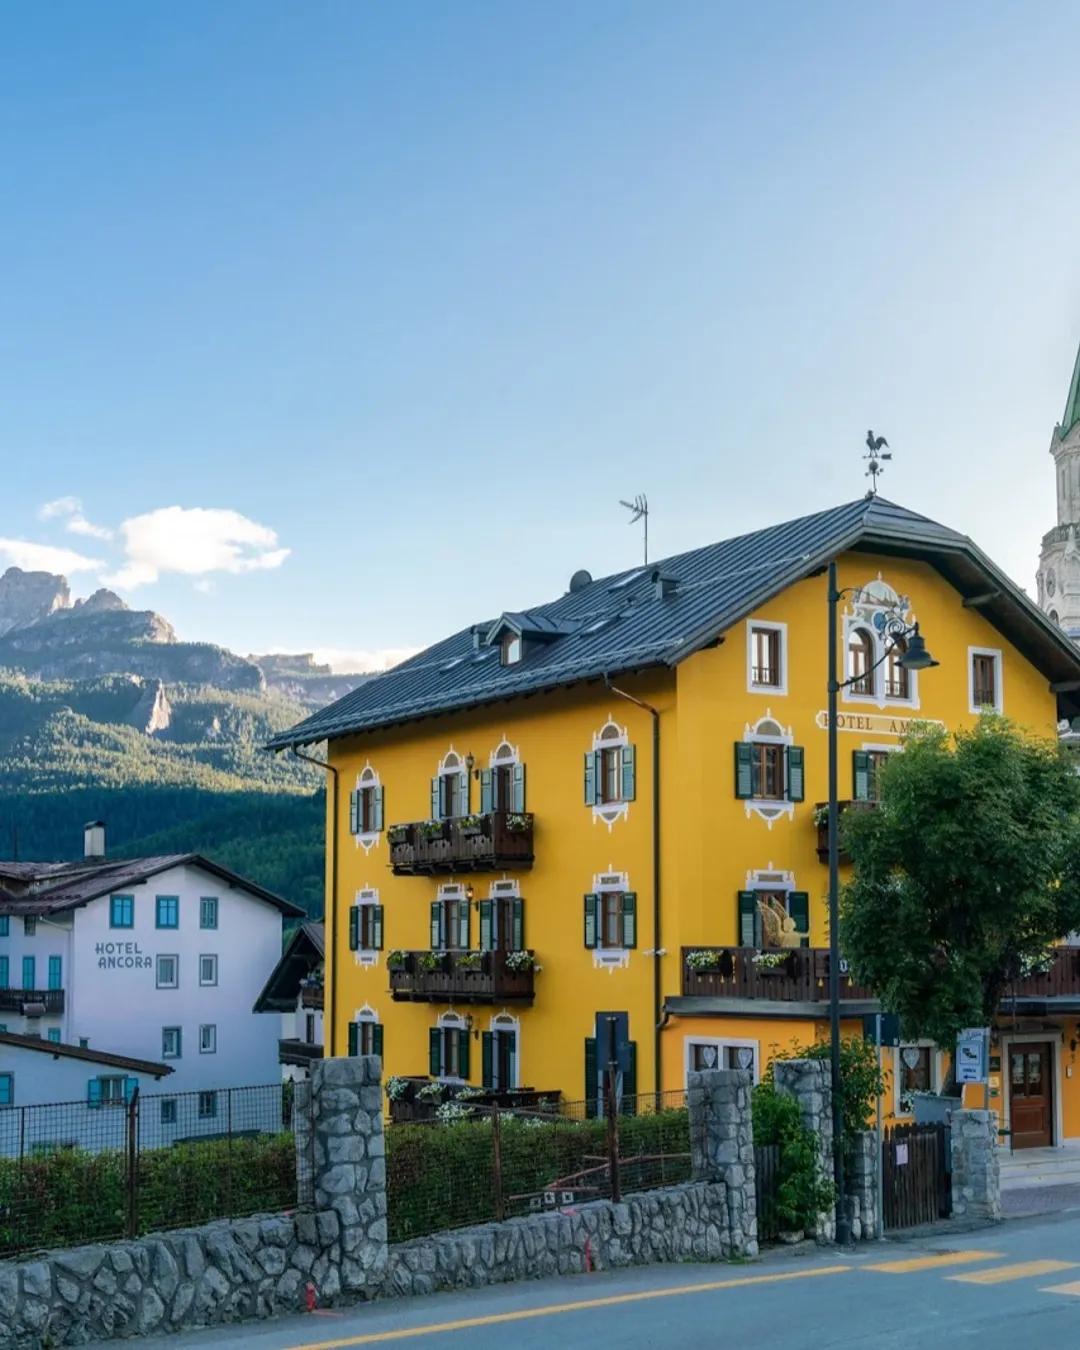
[1050,609,1061,628]
[848,629,875,696]
[884,638,910,700]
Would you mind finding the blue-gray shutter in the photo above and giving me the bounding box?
[788,892,810,947]
[348,1023,359,1057]
[480,769,494,814]
[585,1038,599,1118]
[458,1030,471,1080]
[621,892,637,948]
[459,771,470,815]
[348,907,359,952]
[734,743,754,799]
[124,1078,138,1103]
[583,894,599,949]
[512,897,524,951]
[785,745,805,802]
[431,776,442,820]
[87,1079,102,1109]
[622,1043,637,1116]
[457,903,469,951]
[482,1032,494,1089]
[620,744,636,801]
[349,791,360,835]
[584,752,597,806]
[429,1028,442,1077]
[505,1031,517,1091]
[372,787,384,831]
[431,902,443,950]
[479,900,493,952]
[371,905,384,951]
[372,1023,383,1058]
[738,890,759,946]
[512,763,526,812]
[852,750,871,801]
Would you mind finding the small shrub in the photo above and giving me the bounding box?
[752,1084,833,1234]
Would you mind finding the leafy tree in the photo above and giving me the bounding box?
[840,715,1080,1050]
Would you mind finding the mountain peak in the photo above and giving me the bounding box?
[0,566,70,637]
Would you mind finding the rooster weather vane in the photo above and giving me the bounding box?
[864,430,891,497]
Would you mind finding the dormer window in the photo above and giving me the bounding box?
[502,634,523,666]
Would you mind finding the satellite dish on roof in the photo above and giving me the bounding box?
[569,570,593,594]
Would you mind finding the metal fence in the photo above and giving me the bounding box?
[0,1083,300,1258]
[386,1090,694,1245]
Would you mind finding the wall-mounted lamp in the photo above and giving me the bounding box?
[464,1014,473,1032]
[465,753,475,777]
[465,884,475,903]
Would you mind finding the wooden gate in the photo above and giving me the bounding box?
[882,1123,951,1230]
[754,1143,781,1240]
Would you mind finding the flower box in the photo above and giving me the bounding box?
[387,825,410,846]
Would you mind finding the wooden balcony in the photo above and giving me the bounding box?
[0,989,65,1016]
[814,800,875,862]
[278,1038,323,1069]
[680,947,873,1003]
[1006,947,1080,1005]
[389,950,536,1004]
[299,985,324,1010]
[388,812,534,875]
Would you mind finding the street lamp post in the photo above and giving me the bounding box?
[827,561,937,1246]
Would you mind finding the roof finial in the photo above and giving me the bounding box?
[864,431,891,498]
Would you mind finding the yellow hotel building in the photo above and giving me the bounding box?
[270,496,1080,1146]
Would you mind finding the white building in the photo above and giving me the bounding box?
[253,921,325,1081]
[1038,341,1080,639]
[0,824,306,1117]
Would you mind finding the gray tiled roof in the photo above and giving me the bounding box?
[268,496,1080,749]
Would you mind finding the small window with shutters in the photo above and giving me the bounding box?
[482,1016,519,1091]
[584,882,636,954]
[853,749,891,802]
[584,721,636,826]
[738,882,809,948]
[430,1018,470,1080]
[433,750,470,820]
[348,1019,383,1058]
[349,766,384,843]
[430,885,470,951]
[735,716,802,821]
[479,881,525,952]
[481,742,526,815]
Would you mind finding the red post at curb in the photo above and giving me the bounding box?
[305,1282,316,1313]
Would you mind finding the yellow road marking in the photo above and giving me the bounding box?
[866,1250,1003,1274]
[949,1260,1077,1285]
[284,1265,853,1350]
[1041,1279,1080,1297]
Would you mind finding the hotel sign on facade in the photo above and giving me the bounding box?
[814,712,946,738]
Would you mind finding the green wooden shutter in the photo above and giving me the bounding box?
[734,742,754,799]
[584,752,597,806]
[786,745,805,802]
[852,749,871,801]
[511,897,524,951]
[431,776,441,820]
[371,905,384,951]
[457,902,470,951]
[506,1032,517,1092]
[480,769,493,813]
[348,1022,359,1057]
[482,1032,494,1089]
[512,763,526,811]
[621,892,637,948]
[87,1079,102,1109]
[458,1030,471,1080]
[372,1024,383,1058]
[585,1038,599,1118]
[479,900,493,952]
[583,894,599,949]
[788,892,810,947]
[372,787,384,831]
[621,744,636,801]
[429,1027,442,1077]
[124,1078,138,1103]
[349,790,360,835]
[431,901,443,950]
[738,890,759,946]
[459,771,470,815]
[349,906,360,952]
[622,1042,638,1116]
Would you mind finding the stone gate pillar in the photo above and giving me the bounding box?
[687,1068,758,1256]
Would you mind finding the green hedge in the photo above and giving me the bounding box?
[387,1109,690,1243]
[0,1134,296,1257]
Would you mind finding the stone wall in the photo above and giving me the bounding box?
[950,1109,1001,1221]
[687,1068,758,1256]
[846,1132,879,1241]
[773,1059,835,1243]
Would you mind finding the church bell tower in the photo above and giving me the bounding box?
[1037,342,1080,639]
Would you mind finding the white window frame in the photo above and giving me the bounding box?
[591,869,632,971]
[162,1026,182,1059]
[746,620,788,696]
[590,718,631,829]
[156,955,179,990]
[840,577,921,712]
[353,764,383,854]
[435,1011,468,1085]
[742,714,795,827]
[488,1012,521,1091]
[893,1041,942,1117]
[354,887,381,967]
[198,954,218,987]
[683,1037,760,1085]
[968,646,1003,714]
[199,1024,217,1055]
[489,739,520,768]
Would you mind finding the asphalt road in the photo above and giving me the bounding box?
[141,1212,1080,1350]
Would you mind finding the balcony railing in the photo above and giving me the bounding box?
[814,800,875,862]
[299,986,324,1010]
[680,947,873,1002]
[387,1078,558,1123]
[680,946,1080,1004]
[278,1038,323,1069]
[0,989,65,1016]
[389,949,536,1004]
[388,812,534,875]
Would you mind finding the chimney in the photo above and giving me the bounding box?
[84,821,106,860]
[652,570,678,600]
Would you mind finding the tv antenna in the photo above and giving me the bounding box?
[619,494,649,564]
[864,431,891,497]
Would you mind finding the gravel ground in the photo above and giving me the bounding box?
[1002,1182,1080,1217]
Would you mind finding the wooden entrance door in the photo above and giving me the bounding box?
[1010,1042,1053,1148]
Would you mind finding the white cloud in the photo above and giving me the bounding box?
[38,497,113,541]
[310,647,417,673]
[103,507,291,590]
[0,538,104,575]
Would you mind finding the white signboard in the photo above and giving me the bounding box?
[956,1028,989,1084]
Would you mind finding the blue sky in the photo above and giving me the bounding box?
[3,2,1079,669]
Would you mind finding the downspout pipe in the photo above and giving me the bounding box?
[292,746,340,1057]
[604,675,663,1101]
